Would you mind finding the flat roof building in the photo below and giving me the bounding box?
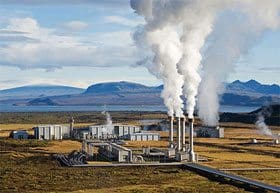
[89,124,141,139]
[33,125,70,140]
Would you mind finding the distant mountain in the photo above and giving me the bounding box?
[1,80,279,107]
[0,85,85,100]
[85,81,159,94]
[226,79,280,96]
[27,98,58,106]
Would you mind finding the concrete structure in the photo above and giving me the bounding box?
[196,126,224,138]
[128,132,160,141]
[33,125,70,140]
[89,124,141,139]
[10,130,29,139]
[98,143,132,162]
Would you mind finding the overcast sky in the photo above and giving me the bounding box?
[0,0,279,89]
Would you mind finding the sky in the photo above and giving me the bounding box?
[0,0,279,90]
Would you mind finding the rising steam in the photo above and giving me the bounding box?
[131,0,280,122]
[255,106,277,138]
[101,111,114,133]
[256,114,273,137]
[198,1,280,126]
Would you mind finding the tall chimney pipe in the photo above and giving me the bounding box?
[188,118,195,162]
[181,117,186,151]
[169,116,174,148]
[177,117,181,151]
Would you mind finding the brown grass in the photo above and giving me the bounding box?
[30,140,82,154]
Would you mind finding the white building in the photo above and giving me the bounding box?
[33,125,70,140]
[128,132,160,141]
[89,125,141,139]
[10,130,29,139]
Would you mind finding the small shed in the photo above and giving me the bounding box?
[196,126,224,138]
[10,130,29,139]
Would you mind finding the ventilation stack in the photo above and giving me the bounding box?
[188,118,196,162]
[177,117,181,151]
[70,117,74,137]
[169,116,174,148]
[181,117,186,151]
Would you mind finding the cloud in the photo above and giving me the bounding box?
[62,21,89,31]
[0,17,136,71]
[0,0,130,7]
[0,29,29,34]
[104,15,142,27]
[259,67,280,71]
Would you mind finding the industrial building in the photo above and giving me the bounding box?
[10,130,29,139]
[168,116,197,162]
[33,125,70,140]
[89,124,141,139]
[98,143,132,162]
[195,126,224,138]
[128,131,160,141]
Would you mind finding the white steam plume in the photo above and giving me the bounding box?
[131,0,280,122]
[256,114,273,137]
[177,1,222,118]
[101,111,113,133]
[198,1,280,126]
[131,0,227,118]
[255,106,278,138]
[131,1,184,117]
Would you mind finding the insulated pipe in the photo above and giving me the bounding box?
[181,117,186,151]
[188,118,195,162]
[169,116,174,148]
[177,117,181,151]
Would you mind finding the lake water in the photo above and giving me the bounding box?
[0,103,259,113]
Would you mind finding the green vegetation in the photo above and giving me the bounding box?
[0,111,167,124]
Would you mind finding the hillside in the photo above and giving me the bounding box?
[0,85,85,100]
[1,80,279,107]
[85,81,159,94]
[225,79,279,96]
[220,104,280,126]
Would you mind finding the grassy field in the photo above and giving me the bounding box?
[0,112,279,192]
[0,140,248,193]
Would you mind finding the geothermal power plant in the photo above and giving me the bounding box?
[168,116,196,162]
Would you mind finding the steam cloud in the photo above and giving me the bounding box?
[131,0,280,122]
[101,111,113,133]
[198,1,280,126]
[256,114,273,137]
[255,106,277,138]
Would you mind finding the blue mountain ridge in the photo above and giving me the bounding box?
[0,80,279,106]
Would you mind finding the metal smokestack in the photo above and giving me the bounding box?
[188,118,195,162]
[181,117,186,151]
[177,117,181,151]
[169,116,174,148]
[70,116,74,137]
